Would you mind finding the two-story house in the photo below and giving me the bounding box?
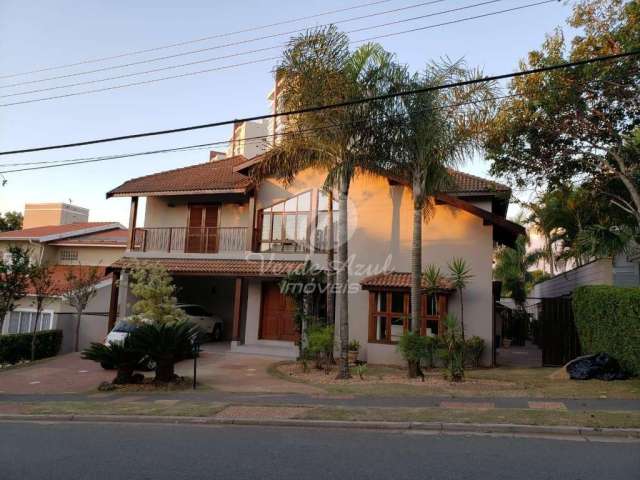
[0,203,128,352]
[106,151,523,365]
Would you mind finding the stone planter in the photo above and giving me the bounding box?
[348,350,359,365]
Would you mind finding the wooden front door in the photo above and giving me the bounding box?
[186,205,218,253]
[259,282,297,341]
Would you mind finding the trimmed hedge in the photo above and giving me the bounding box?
[573,286,640,376]
[0,330,63,365]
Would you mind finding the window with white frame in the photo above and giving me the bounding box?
[6,310,54,334]
[59,249,79,262]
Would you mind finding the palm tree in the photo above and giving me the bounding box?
[252,26,396,379]
[374,61,494,352]
[493,234,541,309]
[448,257,473,342]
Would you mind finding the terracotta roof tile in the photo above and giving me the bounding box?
[25,266,109,295]
[445,170,510,194]
[0,222,119,241]
[111,257,305,277]
[48,228,128,246]
[107,156,253,197]
[360,272,454,291]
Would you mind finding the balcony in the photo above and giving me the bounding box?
[131,227,249,254]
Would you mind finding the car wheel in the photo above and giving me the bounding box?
[211,324,223,342]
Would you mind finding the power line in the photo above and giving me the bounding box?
[0,0,396,80]
[1,49,637,157]
[0,0,556,107]
[0,0,452,89]
[0,67,630,173]
[2,92,524,173]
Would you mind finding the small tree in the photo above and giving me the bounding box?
[28,262,58,361]
[447,258,473,342]
[0,245,31,332]
[62,266,101,352]
[128,263,186,324]
[441,314,465,382]
[280,261,326,366]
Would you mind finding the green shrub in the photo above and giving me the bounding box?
[307,325,334,371]
[397,331,429,362]
[0,330,62,364]
[573,285,640,375]
[439,315,465,382]
[465,336,485,368]
[82,339,146,384]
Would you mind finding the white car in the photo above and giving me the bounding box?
[104,304,224,346]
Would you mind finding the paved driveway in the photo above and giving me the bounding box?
[0,343,321,396]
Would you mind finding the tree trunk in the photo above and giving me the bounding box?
[155,358,176,383]
[411,197,422,334]
[326,190,335,327]
[300,291,312,360]
[114,367,135,384]
[459,289,465,342]
[30,303,42,361]
[335,172,351,379]
[74,309,82,352]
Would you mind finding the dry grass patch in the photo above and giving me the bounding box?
[302,406,640,429]
[16,401,226,417]
[273,362,640,399]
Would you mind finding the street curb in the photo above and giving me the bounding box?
[1,414,639,440]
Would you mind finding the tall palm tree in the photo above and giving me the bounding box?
[252,26,395,379]
[493,234,542,309]
[374,61,495,354]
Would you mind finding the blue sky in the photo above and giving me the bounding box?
[0,0,574,225]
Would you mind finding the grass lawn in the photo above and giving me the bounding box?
[271,361,640,399]
[12,401,227,417]
[301,406,640,429]
[3,401,640,429]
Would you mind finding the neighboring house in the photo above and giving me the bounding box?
[106,152,523,366]
[532,253,640,299]
[0,203,128,352]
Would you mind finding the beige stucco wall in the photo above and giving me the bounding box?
[251,167,496,366]
[23,203,89,229]
[143,196,250,230]
[0,241,124,267]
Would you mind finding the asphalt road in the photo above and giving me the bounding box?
[0,422,638,480]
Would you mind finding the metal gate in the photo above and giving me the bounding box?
[540,296,581,367]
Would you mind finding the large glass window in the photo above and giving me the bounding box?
[315,190,339,252]
[259,191,311,252]
[6,310,53,334]
[369,291,444,344]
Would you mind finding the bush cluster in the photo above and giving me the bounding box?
[573,285,640,376]
[0,330,63,364]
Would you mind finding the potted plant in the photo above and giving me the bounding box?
[503,337,513,349]
[348,340,360,365]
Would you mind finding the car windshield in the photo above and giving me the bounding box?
[112,321,137,333]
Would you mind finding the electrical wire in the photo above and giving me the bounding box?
[1,48,635,157]
[0,0,557,107]
[0,0,396,80]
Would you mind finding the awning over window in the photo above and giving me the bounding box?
[360,271,454,293]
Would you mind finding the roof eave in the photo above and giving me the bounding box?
[107,187,250,199]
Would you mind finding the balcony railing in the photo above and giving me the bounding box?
[132,227,249,254]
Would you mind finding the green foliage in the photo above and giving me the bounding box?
[280,261,326,328]
[348,339,360,352]
[354,363,368,380]
[307,324,334,372]
[448,257,473,290]
[397,331,438,369]
[465,336,485,368]
[0,245,31,331]
[485,0,640,226]
[82,339,146,384]
[128,320,203,382]
[128,263,186,325]
[0,211,23,232]
[573,285,640,375]
[0,330,62,364]
[493,235,541,307]
[423,264,443,292]
[440,314,465,382]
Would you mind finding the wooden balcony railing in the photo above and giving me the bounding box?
[131,227,249,253]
